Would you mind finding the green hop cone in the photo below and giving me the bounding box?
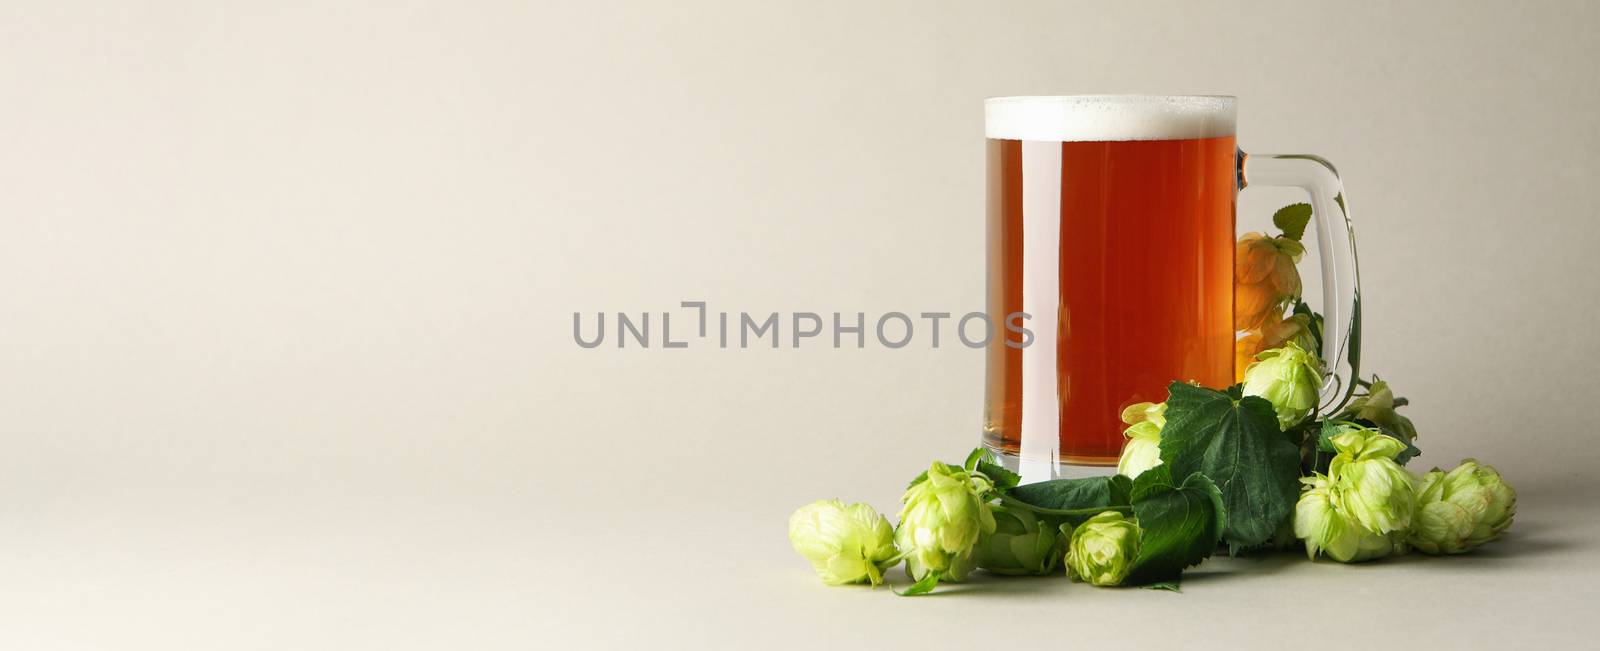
[1241,341,1325,430]
[1294,475,1402,562]
[1409,459,1517,554]
[976,505,1065,576]
[788,499,900,586]
[1121,401,1167,429]
[896,461,996,583]
[1117,402,1165,479]
[1326,427,1417,534]
[1344,379,1418,445]
[1293,426,1416,562]
[1065,511,1141,586]
[1117,422,1163,480]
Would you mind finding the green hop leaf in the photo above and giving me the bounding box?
[1272,203,1313,241]
[1005,475,1132,517]
[908,449,1020,492]
[978,460,1022,491]
[1125,467,1227,584]
[895,571,941,596]
[1158,382,1301,547]
[963,448,987,471]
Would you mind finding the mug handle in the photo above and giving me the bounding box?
[1239,151,1362,413]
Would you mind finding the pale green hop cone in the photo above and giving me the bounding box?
[1065,511,1141,586]
[1241,341,1324,430]
[896,461,996,583]
[1326,427,1416,534]
[1294,426,1415,562]
[1294,475,1401,562]
[1344,379,1418,445]
[1116,401,1166,479]
[1408,459,1516,554]
[976,505,1064,576]
[788,499,899,585]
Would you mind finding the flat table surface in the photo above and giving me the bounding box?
[3,475,1595,649]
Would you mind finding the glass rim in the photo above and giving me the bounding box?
[984,94,1237,105]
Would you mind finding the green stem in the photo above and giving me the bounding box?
[996,493,1133,519]
[865,562,884,587]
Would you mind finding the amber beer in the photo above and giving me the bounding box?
[983,96,1237,468]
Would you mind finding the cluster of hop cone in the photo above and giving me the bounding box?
[788,216,1515,592]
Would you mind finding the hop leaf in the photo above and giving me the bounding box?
[1126,467,1226,583]
[1272,203,1313,241]
[1159,383,1301,548]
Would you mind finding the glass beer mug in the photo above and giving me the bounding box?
[981,96,1359,482]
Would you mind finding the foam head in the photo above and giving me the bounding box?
[984,95,1236,142]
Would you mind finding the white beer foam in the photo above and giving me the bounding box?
[985,95,1236,142]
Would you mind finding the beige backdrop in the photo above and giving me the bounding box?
[3,1,1598,649]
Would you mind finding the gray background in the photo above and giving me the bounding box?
[2,1,1597,648]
